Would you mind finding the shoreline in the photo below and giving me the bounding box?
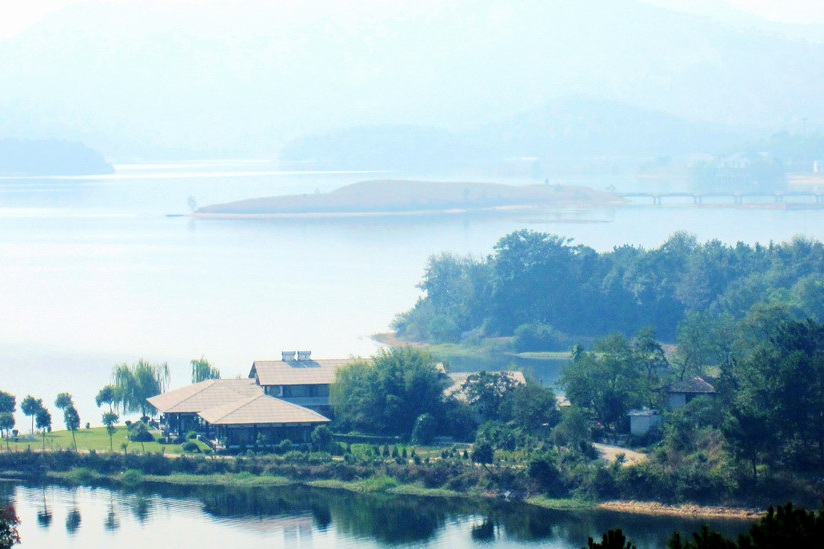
[2,467,763,521]
[596,500,763,520]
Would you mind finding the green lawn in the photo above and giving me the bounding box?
[2,426,207,455]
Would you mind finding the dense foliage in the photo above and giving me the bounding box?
[394,230,824,343]
[331,347,451,436]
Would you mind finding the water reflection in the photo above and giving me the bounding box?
[4,480,752,548]
[65,507,81,534]
[471,517,495,541]
[104,494,119,531]
[36,487,52,529]
[128,494,151,523]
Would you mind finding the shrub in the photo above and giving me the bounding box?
[120,469,144,487]
[277,439,293,454]
[128,422,154,443]
[310,425,333,452]
[182,441,200,453]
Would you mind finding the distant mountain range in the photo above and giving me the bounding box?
[279,97,749,174]
[0,139,113,176]
[0,0,821,160]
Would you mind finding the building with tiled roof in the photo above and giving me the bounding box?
[666,376,716,409]
[147,378,262,438]
[249,351,359,414]
[148,351,347,450]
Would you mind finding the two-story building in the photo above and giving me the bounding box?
[248,351,355,416]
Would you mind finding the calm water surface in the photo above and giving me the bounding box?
[1,162,823,425]
[1,480,751,548]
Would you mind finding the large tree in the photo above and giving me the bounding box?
[331,347,449,436]
[459,371,520,423]
[112,359,170,417]
[560,333,648,433]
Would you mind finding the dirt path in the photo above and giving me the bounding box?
[592,443,648,466]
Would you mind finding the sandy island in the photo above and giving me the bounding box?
[193,179,624,218]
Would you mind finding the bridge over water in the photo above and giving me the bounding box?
[620,191,824,206]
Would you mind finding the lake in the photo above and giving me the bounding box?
[1,161,824,427]
[0,480,752,548]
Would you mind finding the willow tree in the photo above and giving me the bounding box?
[112,359,170,418]
[190,356,220,383]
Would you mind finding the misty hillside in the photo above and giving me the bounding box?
[280,97,748,173]
[0,0,822,160]
[0,139,113,176]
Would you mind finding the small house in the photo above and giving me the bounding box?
[666,376,716,410]
[628,408,662,436]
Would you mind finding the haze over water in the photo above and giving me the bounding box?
[1,162,823,426]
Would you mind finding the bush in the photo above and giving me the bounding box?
[127,422,154,443]
[181,441,200,453]
[120,469,144,487]
[311,425,333,452]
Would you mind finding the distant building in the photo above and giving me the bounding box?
[666,376,716,410]
[627,408,662,436]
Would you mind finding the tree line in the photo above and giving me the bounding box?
[393,230,824,346]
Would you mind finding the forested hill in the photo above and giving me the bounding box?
[393,230,824,345]
[0,138,113,176]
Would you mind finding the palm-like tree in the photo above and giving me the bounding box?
[102,411,119,452]
[35,408,51,451]
[20,395,43,437]
[63,406,80,452]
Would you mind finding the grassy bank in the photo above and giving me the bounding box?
[2,426,209,455]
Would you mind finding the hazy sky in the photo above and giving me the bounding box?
[3,0,824,159]
[3,0,824,40]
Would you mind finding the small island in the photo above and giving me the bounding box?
[194,179,623,218]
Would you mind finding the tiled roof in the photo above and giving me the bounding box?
[250,359,357,386]
[668,376,716,394]
[197,394,330,425]
[147,378,262,414]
